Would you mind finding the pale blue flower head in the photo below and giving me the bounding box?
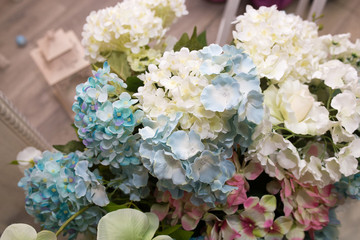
[108,165,150,201]
[137,45,262,206]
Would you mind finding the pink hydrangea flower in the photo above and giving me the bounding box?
[226,151,263,210]
[151,190,210,231]
[280,176,337,231]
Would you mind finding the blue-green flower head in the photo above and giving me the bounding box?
[335,173,360,200]
[108,165,150,201]
[72,62,143,168]
[18,151,108,239]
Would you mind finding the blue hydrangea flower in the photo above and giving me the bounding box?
[138,45,262,206]
[334,173,360,200]
[72,62,144,169]
[139,114,236,207]
[198,44,263,149]
[108,164,150,201]
[18,151,108,239]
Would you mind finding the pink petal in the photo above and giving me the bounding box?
[181,214,200,231]
[244,161,263,180]
[151,203,169,221]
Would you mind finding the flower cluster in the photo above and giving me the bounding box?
[239,5,360,188]
[72,62,150,201]
[234,5,360,238]
[18,151,108,239]
[15,2,360,240]
[205,195,295,240]
[233,5,325,84]
[73,62,143,168]
[136,44,264,206]
[81,0,187,63]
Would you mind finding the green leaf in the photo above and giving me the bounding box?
[152,236,173,240]
[71,123,82,141]
[97,208,159,240]
[107,51,131,80]
[36,230,57,240]
[103,202,129,212]
[91,63,101,71]
[53,140,85,154]
[10,160,19,165]
[156,224,182,236]
[0,223,37,240]
[197,31,207,47]
[169,228,193,240]
[173,32,190,51]
[126,76,144,93]
[173,27,208,52]
[143,213,160,240]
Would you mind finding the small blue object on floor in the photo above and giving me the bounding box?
[16,35,27,47]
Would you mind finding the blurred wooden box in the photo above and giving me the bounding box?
[30,29,90,118]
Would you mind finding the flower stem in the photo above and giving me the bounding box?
[56,205,92,237]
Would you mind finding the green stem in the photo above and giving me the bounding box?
[56,205,92,237]
[326,88,334,110]
[273,126,314,138]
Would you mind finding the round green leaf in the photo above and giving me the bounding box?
[0,223,37,240]
[152,236,173,240]
[97,208,154,240]
[36,230,57,240]
[143,212,160,240]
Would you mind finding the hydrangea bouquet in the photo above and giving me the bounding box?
[4,1,360,240]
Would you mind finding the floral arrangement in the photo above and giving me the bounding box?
[4,2,360,240]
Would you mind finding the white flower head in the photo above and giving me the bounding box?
[16,147,42,172]
[233,5,326,83]
[81,0,187,62]
[264,80,332,135]
[313,60,358,90]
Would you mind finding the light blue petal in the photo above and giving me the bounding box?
[167,130,204,160]
[153,150,187,185]
[191,151,220,183]
[201,75,242,112]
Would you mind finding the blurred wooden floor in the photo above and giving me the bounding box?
[0,0,360,239]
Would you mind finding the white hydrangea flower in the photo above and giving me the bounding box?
[136,48,230,140]
[331,90,360,134]
[337,139,360,176]
[320,33,358,56]
[139,0,188,27]
[81,0,187,62]
[233,5,327,83]
[298,142,341,187]
[248,109,358,187]
[247,109,304,180]
[313,60,358,90]
[264,80,332,135]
